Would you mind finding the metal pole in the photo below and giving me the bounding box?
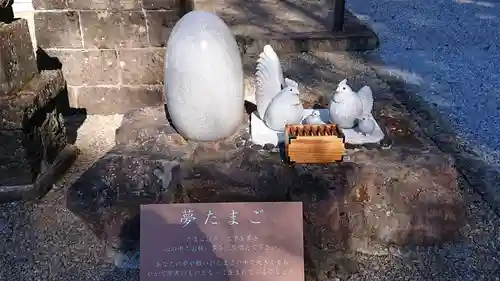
[332,0,345,32]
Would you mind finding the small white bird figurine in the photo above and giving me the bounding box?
[328,79,373,129]
[302,110,325,125]
[255,45,303,131]
[356,115,375,136]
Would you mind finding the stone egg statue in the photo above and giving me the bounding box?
[164,11,244,141]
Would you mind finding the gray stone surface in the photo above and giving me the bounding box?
[0,69,76,203]
[66,147,182,258]
[66,0,141,10]
[34,11,83,48]
[21,70,69,172]
[118,49,164,85]
[33,0,67,10]
[0,19,37,95]
[142,0,180,10]
[144,10,178,47]
[79,11,148,49]
[75,86,163,115]
[45,49,120,86]
[115,105,249,160]
[32,0,183,114]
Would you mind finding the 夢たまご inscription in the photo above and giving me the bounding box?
[140,202,304,281]
[179,208,265,227]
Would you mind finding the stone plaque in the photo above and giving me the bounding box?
[140,202,304,281]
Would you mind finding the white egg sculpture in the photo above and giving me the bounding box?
[164,11,244,141]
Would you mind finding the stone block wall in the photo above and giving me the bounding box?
[33,0,190,114]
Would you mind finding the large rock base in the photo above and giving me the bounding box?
[68,105,465,277]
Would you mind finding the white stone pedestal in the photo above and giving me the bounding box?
[250,109,385,146]
[340,113,385,145]
[250,109,330,146]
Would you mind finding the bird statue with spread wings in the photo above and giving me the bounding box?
[255,45,304,132]
[328,79,374,129]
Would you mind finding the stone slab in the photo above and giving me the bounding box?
[250,109,384,147]
[44,49,119,86]
[74,85,164,115]
[0,19,37,95]
[250,109,330,146]
[143,10,179,47]
[140,202,304,281]
[79,10,148,49]
[34,11,83,48]
[0,69,68,196]
[193,0,378,54]
[339,113,384,145]
[0,68,74,203]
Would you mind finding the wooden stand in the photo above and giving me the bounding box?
[285,124,345,164]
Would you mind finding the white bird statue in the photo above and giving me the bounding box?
[328,79,373,129]
[255,45,303,132]
[302,110,326,125]
[356,115,375,136]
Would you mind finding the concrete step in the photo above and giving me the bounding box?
[0,18,37,95]
[192,0,378,54]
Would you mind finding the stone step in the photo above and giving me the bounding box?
[192,0,378,54]
[0,69,65,130]
[0,69,78,203]
[0,144,78,203]
[0,18,37,95]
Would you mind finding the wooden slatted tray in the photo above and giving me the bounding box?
[284,124,345,164]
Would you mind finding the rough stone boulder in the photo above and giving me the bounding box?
[292,148,464,252]
[0,19,78,203]
[66,147,184,260]
[67,105,465,277]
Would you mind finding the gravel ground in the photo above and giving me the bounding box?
[0,113,499,280]
[350,178,500,281]
[347,0,500,170]
[0,114,142,281]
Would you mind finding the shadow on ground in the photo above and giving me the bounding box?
[36,47,88,145]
